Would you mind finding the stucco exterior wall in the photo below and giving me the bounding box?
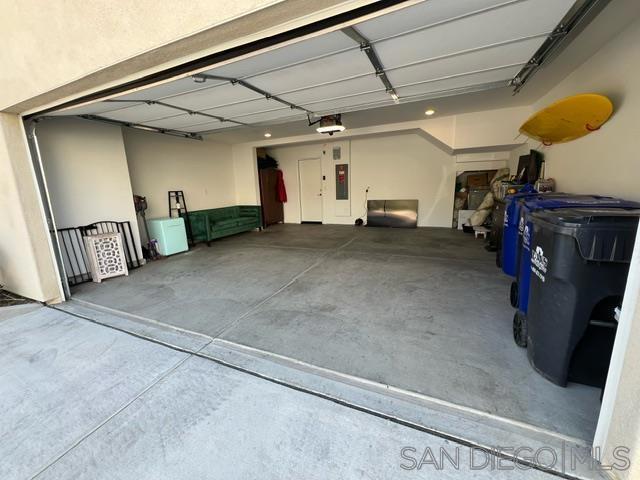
[0,113,63,302]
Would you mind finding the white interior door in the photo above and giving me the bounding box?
[299,158,323,222]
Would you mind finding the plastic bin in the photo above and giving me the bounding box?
[503,192,571,307]
[526,207,640,387]
[513,196,639,328]
[500,189,539,277]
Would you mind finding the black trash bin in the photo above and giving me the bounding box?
[526,207,640,387]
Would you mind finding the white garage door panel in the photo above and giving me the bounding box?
[143,114,216,129]
[278,76,382,106]
[49,101,140,117]
[236,110,308,124]
[203,31,355,80]
[101,103,180,123]
[373,0,574,68]
[356,0,509,41]
[302,90,391,113]
[386,36,543,87]
[396,65,520,98]
[163,82,262,111]
[203,98,288,119]
[180,120,227,132]
[248,49,371,95]
[112,77,227,102]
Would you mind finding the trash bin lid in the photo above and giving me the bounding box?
[516,192,577,207]
[510,191,569,201]
[520,194,639,210]
[531,208,640,262]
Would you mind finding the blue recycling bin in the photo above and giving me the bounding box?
[512,195,640,347]
[501,188,538,277]
[503,192,572,307]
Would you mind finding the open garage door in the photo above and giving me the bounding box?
[25,2,616,477]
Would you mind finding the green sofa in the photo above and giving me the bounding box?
[187,206,261,245]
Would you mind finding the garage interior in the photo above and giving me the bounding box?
[23,0,639,471]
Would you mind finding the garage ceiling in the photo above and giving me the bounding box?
[50,0,577,136]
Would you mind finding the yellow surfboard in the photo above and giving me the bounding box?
[519,94,613,145]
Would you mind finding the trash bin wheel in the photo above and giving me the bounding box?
[510,281,519,308]
[513,311,527,348]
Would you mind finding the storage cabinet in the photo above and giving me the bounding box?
[259,168,284,227]
[83,233,128,283]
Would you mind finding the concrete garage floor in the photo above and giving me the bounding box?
[2,307,587,480]
[73,225,602,442]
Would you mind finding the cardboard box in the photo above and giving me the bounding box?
[467,173,489,188]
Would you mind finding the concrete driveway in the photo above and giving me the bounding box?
[0,306,581,480]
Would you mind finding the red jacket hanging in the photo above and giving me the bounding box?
[276,169,287,203]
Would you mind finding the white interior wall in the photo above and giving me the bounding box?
[229,105,527,213]
[232,144,261,206]
[452,106,531,150]
[37,118,143,261]
[350,134,454,227]
[36,120,237,272]
[123,128,236,222]
[267,133,509,228]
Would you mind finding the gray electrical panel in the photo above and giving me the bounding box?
[335,164,348,200]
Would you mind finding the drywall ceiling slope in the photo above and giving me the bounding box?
[218,104,530,158]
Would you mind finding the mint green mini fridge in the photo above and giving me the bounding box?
[147,217,189,256]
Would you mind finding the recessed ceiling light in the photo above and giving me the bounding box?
[264,132,272,138]
[425,109,436,116]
